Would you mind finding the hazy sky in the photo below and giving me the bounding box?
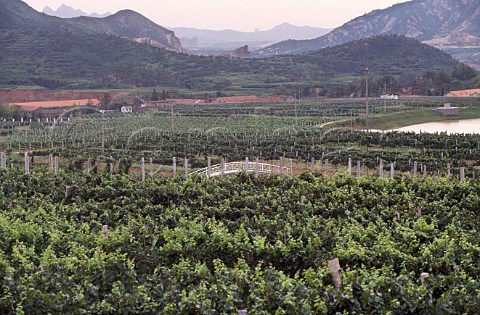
[24,0,409,31]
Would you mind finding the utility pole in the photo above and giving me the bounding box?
[384,82,387,114]
[365,67,369,133]
[171,103,175,131]
[101,111,105,154]
[294,89,298,126]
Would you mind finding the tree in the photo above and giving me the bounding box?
[452,64,477,81]
[161,90,168,101]
[151,89,160,101]
[0,104,23,120]
[100,93,112,106]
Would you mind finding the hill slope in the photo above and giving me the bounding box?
[0,0,185,53]
[71,10,186,53]
[254,0,480,64]
[0,32,461,92]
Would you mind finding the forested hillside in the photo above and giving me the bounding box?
[1,31,472,96]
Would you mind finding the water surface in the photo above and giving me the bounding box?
[392,118,480,134]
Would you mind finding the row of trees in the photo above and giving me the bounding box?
[0,104,23,120]
[289,65,479,98]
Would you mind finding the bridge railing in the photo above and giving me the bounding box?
[191,160,292,177]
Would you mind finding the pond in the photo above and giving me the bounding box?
[392,118,480,134]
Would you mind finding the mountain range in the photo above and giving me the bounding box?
[43,4,110,18]
[253,0,480,68]
[0,0,475,94]
[171,23,331,55]
[0,0,185,53]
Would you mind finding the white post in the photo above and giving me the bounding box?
[347,158,352,175]
[49,154,53,171]
[328,258,343,291]
[149,158,153,177]
[390,162,394,179]
[379,159,384,177]
[184,157,188,178]
[220,158,225,177]
[245,157,249,173]
[207,157,212,179]
[0,152,6,169]
[87,158,91,175]
[141,157,145,181]
[356,161,361,178]
[413,161,417,177]
[24,152,29,174]
[289,159,293,175]
[54,156,59,174]
[311,157,315,173]
[173,157,177,177]
[279,157,284,174]
[447,164,451,177]
[460,167,465,183]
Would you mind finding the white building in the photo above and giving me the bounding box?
[121,106,133,113]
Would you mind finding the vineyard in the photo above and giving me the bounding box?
[1,100,480,176]
[0,169,479,313]
[0,98,480,313]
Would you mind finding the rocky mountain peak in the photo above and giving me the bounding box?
[254,0,479,67]
[222,45,250,58]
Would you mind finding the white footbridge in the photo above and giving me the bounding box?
[191,159,292,178]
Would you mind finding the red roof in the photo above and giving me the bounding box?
[446,89,480,97]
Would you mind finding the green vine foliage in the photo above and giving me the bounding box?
[0,168,479,314]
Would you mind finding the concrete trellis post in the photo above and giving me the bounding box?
[49,154,53,171]
[356,161,361,178]
[447,164,451,177]
[54,156,59,174]
[24,152,29,174]
[184,158,189,178]
[102,225,109,238]
[279,157,284,174]
[141,157,146,181]
[255,158,259,178]
[173,157,177,176]
[149,158,153,177]
[311,157,315,173]
[207,157,212,179]
[328,258,343,291]
[413,161,417,177]
[390,163,394,179]
[220,158,225,177]
[289,159,293,175]
[379,159,384,177]
[1,152,6,169]
[460,167,465,183]
[347,158,352,175]
[245,157,249,173]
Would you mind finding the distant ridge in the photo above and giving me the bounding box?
[43,4,111,18]
[253,0,480,67]
[172,22,331,54]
